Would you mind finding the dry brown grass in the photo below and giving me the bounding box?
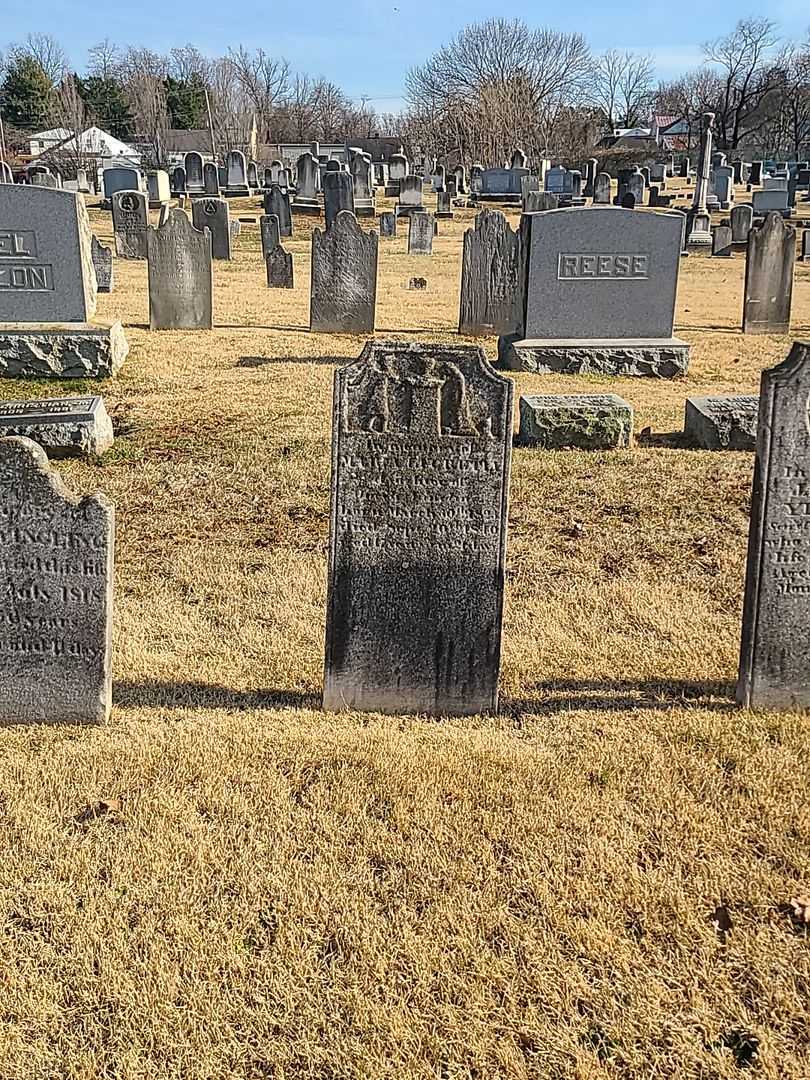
[0,180,809,1079]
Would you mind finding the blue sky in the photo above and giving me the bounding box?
[4,0,808,112]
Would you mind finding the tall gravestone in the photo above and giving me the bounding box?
[323,171,355,230]
[184,152,205,192]
[310,211,377,334]
[408,212,434,254]
[0,161,13,184]
[112,189,149,259]
[686,112,715,246]
[171,166,186,195]
[323,341,513,716]
[147,209,213,330]
[738,342,810,709]
[260,214,281,259]
[192,197,231,259]
[292,152,320,213]
[742,213,795,335]
[459,210,521,336]
[264,185,292,237]
[91,236,113,293]
[225,151,250,195]
[350,152,375,216]
[203,162,220,195]
[0,436,113,724]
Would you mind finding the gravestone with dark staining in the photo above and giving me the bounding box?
[0,396,114,457]
[192,197,231,259]
[171,166,186,195]
[204,162,220,195]
[518,393,633,450]
[91,236,113,293]
[743,212,795,335]
[408,212,434,254]
[738,342,810,709]
[112,189,148,259]
[436,191,453,218]
[397,175,424,216]
[350,152,375,216]
[731,204,754,245]
[593,173,612,204]
[310,211,377,333]
[103,167,140,200]
[684,395,758,450]
[379,212,397,238]
[266,244,293,289]
[459,210,521,337]
[323,170,354,230]
[147,209,213,330]
[260,214,281,259]
[292,152,320,214]
[263,185,292,238]
[184,152,205,193]
[0,436,113,724]
[712,225,733,257]
[323,340,513,716]
[525,190,558,213]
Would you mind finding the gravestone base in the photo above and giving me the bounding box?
[292,198,322,215]
[471,193,523,206]
[518,393,633,449]
[0,323,129,379]
[435,209,454,219]
[500,336,690,378]
[557,196,587,207]
[353,199,376,217]
[684,395,758,450]
[0,396,114,457]
[223,186,251,198]
[395,204,425,218]
[383,184,401,198]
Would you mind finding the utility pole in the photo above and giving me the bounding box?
[0,113,8,176]
[205,89,217,160]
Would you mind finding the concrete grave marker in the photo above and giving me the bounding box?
[91,236,113,293]
[147,209,213,330]
[518,393,633,449]
[264,185,292,237]
[324,341,513,716]
[525,191,559,212]
[0,436,113,724]
[408,212,434,254]
[192,197,231,259]
[112,189,148,259]
[0,396,114,457]
[225,151,250,195]
[684,396,758,450]
[323,170,354,230]
[459,210,521,337]
[743,212,795,335]
[310,211,377,333]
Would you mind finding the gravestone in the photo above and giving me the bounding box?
[248,161,259,189]
[91,236,113,293]
[470,165,483,194]
[225,150,250,195]
[752,189,789,215]
[749,161,763,185]
[518,393,633,449]
[432,165,446,192]
[628,172,644,206]
[525,191,559,212]
[264,185,292,237]
[803,230,810,263]
[583,158,599,198]
[266,244,293,289]
[184,152,205,192]
[323,341,513,716]
[260,214,281,259]
[731,204,754,244]
[478,168,528,204]
[147,170,170,207]
[112,189,148,259]
[453,165,466,194]
[714,165,734,209]
[684,395,758,450]
[593,173,612,204]
[620,193,636,209]
[350,152,375,216]
[292,152,320,214]
[0,396,114,457]
[408,212,434,254]
[436,191,453,218]
[323,170,354,230]
[379,212,397,238]
[310,211,377,333]
[712,225,733,257]
[171,166,186,195]
[0,436,113,724]
[147,209,213,330]
[0,161,13,184]
[102,167,140,199]
[203,162,220,195]
[386,153,408,196]
[459,210,521,336]
[192,197,231,259]
[397,175,424,216]
[738,342,810,708]
[501,206,689,376]
[742,212,795,335]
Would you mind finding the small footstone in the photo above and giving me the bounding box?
[0,436,113,724]
[684,395,758,450]
[0,396,114,457]
[409,277,427,289]
[518,394,633,449]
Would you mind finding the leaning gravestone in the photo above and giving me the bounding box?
[147,209,213,330]
[738,342,810,708]
[310,211,377,333]
[0,396,114,457]
[0,436,113,724]
[459,210,521,336]
[501,206,689,376]
[264,185,292,238]
[742,212,795,335]
[408,212,434,254]
[112,189,148,259]
[192,197,231,259]
[323,171,354,230]
[91,236,113,293]
[323,341,513,716]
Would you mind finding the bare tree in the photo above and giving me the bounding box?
[592,50,655,130]
[227,47,290,141]
[87,39,122,81]
[703,17,780,148]
[207,56,254,154]
[12,33,67,84]
[120,48,169,165]
[764,43,810,157]
[44,73,90,176]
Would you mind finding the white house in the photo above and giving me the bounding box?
[29,125,140,163]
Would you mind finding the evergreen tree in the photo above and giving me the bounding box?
[165,72,207,129]
[1,54,53,131]
[77,76,134,140]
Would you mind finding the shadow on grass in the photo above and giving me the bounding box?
[217,323,309,332]
[636,430,689,449]
[237,354,345,367]
[502,678,736,719]
[115,681,319,712]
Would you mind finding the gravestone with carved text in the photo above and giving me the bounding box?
[112,189,148,259]
[459,210,521,336]
[147,209,212,330]
[323,341,513,716]
[310,212,377,333]
[192,197,231,259]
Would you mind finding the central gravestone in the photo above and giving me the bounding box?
[192,197,231,259]
[0,436,113,724]
[738,342,810,709]
[501,207,689,377]
[112,189,148,259]
[459,210,521,336]
[147,210,213,330]
[323,341,513,716]
[310,212,377,333]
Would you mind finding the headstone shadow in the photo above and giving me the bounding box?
[502,678,736,720]
[114,680,319,713]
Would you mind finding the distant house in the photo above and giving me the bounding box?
[29,125,139,162]
[655,117,690,152]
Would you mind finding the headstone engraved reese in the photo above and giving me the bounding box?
[323,341,513,716]
[0,436,113,724]
[459,210,521,336]
[112,189,148,259]
[310,211,377,333]
[742,212,795,335]
[192,197,231,259]
[147,209,213,330]
[738,342,810,709]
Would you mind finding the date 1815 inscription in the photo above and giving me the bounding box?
[324,342,512,717]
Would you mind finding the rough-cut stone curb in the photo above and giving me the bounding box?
[518,393,633,449]
[0,323,129,379]
[500,337,690,378]
[684,395,759,450]
[0,396,114,458]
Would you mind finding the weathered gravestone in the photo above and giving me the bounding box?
[261,214,293,288]
[310,211,377,333]
[103,167,140,200]
[593,172,612,204]
[147,170,170,207]
[525,191,558,213]
[803,230,810,263]
[731,204,754,245]
[386,153,408,196]
[397,175,424,216]
[260,214,281,259]
[408,212,434,254]
[712,225,733,257]
[518,393,633,450]
[436,191,453,218]
[738,342,810,708]
[459,210,521,336]
[0,436,113,724]
[292,152,320,214]
[323,341,513,716]
[323,170,354,230]
[147,209,213,330]
[225,150,250,195]
[350,152,375,216]
[379,212,397,238]
[742,212,795,335]
[184,152,205,192]
[0,396,114,457]
[263,185,292,237]
[192,197,231,259]
[171,166,186,195]
[752,188,790,215]
[0,161,13,184]
[684,395,758,450]
[112,189,148,259]
[501,206,689,376]
[90,236,112,294]
[203,162,220,195]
